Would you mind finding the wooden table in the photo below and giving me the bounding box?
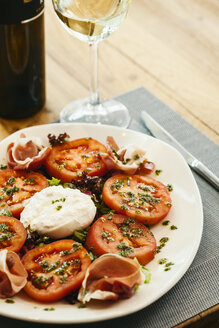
[0,0,218,144]
[0,1,218,327]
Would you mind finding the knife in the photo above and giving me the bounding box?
[141,111,219,191]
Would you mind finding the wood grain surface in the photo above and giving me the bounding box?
[0,0,218,144]
[0,1,218,326]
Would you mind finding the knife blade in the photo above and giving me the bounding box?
[141,111,219,191]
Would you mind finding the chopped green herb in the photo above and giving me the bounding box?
[165,262,174,267]
[144,272,151,284]
[170,225,178,230]
[5,185,20,196]
[24,177,35,184]
[162,220,170,226]
[117,242,134,257]
[78,303,86,309]
[123,218,135,225]
[0,223,9,233]
[138,193,161,205]
[57,163,66,170]
[164,267,171,272]
[82,154,90,159]
[0,209,13,216]
[56,205,62,211]
[101,230,114,242]
[59,276,67,284]
[133,154,140,160]
[72,228,88,243]
[39,260,49,268]
[101,231,110,239]
[156,237,169,253]
[6,177,16,185]
[112,148,120,160]
[166,184,173,192]
[0,231,14,242]
[44,307,55,311]
[72,242,82,252]
[89,251,97,262]
[160,237,169,244]
[158,258,167,265]
[40,260,60,272]
[155,169,162,176]
[54,261,70,275]
[134,284,139,292]
[74,259,81,265]
[52,197,66,204]
[121,205,128,210]
[47,177,61,186]
[166,202,172,207]
[5,299,15,304]
[60,249,73,257]
[32,275,53,288]
[107,212,114,220]
[110,177,130,191]
[0,164,7,170]
[122,158,131,165]
[138,184,155,192]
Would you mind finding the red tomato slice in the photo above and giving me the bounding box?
[45,138,108,183]
[86,214,156,265]
[22,240,91,302]
[0,215,27,253]
[102,174,172,225]
[0,170,49,218]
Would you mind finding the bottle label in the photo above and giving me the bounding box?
[0,0,45,25]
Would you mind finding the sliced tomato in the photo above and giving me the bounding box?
[45,138,108,183]
[102,174,172,225]
[0,215,27,252]
[86,214,156,265]
[22,240,91,302]
[0,169,49,218]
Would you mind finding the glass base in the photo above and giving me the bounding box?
[59,98,130,128]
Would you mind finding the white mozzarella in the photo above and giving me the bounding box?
[20,186,96,239]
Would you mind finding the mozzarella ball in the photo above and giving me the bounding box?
[20,186,96,239]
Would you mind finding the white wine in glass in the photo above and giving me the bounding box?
[52,0,131,127]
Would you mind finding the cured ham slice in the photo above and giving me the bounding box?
[0,249,27,298]
[78,254,144,303]
[7,134,50,170]
[101,136,153,175]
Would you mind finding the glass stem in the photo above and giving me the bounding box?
[89,42,100,106]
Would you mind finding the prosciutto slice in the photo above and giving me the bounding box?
[7,134,50,170]
[0,250,27,298]
[100,136,149,175]
[78,254,144,303]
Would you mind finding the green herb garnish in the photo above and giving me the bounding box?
[47,177,61,186]
[155,169,162,176]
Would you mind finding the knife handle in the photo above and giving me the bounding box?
[191,161,219,191]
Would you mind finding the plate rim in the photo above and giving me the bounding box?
[0,123,203,324]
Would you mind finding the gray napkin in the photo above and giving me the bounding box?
[1,87,218,328]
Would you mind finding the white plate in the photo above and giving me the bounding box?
[0,123,203,324]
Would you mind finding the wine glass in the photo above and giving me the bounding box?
[52,0,131,127]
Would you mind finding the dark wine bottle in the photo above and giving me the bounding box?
[0,0,45,119]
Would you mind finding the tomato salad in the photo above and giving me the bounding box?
[0,133,172,304]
